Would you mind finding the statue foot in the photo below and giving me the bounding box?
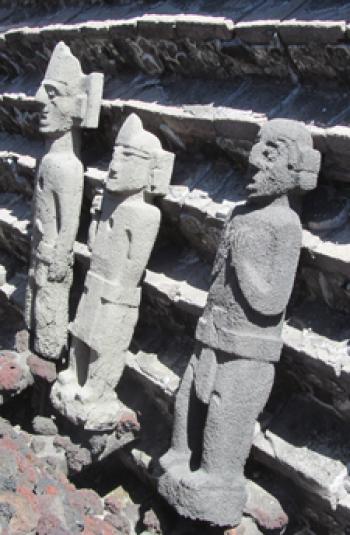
[51,378,124,431]
[56,368,76,386]
[159,447,191,472]
[158,466,246,527]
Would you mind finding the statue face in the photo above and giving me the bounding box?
[107,145,150,193]
[36,80,78,135]
[247,137,294,200]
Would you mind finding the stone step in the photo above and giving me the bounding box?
[0,134,39,198]
[0,10,349,84]
[252,394,350,532]
[2,88,350,183]
[0,192,31,262]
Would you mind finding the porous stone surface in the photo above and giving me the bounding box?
[51,113,174,431]
[25,41,103,361]
[0,417,125,534]
[158,119,321,527]
[0,350,32,403]
[32,415,58,436]
[0,2,349,534]
[27,353,57,384]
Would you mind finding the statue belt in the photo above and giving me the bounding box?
[196,316,283,362]
[84,271,141,307]
[34,242,54,263]
[34,243,74,265]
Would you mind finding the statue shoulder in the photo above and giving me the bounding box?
[237,204,301,231]
[40,152,83,177]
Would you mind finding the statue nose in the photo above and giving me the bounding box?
[35,86,48,107]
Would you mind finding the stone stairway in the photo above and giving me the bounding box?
[0,1,349,533]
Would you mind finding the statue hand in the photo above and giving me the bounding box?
[48,254,68,282]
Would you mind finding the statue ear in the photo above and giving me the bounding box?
[147,150,175,196]
[72,94,87,123]
[81,73,104,128]
[297,148,321,192]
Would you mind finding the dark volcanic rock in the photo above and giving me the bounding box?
[0,418,119,534]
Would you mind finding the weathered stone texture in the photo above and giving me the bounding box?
[0,2,349,534]
[25,42,103,361]
[0,417,129,534]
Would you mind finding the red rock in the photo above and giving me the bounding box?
[105,513,131,534]
[0,352,33,399]
[83,515,119,535]
[0,492,40,534]
[0,360,22,389]
[27,354,57,383]
[115,410,140,436]
[0,421,124,535]
[36,512,70,535]
[143,509,161,534]
[67,488,103,517]
[0,436,20,452]
[104,494,123,515]
[16,486,39,510]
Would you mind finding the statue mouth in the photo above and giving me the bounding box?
[39,112,48,125]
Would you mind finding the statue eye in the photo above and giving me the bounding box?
[45,86,59,99]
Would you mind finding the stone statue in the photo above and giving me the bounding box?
[158,119,321,528]
[25,42,104,360]
[51,114,175,431]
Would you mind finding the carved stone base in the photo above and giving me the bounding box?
[158,463,246,528]
[51,374,127,432]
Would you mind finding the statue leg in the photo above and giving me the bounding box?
[57,336,89,386]
[24,264,35,330]
[158,345,214,510]
[160,343,215,470]
[50,336,90,423]
[196,356,275,526]
[33,266,71,360]
[159,354,275,527]
[160,353,196,471]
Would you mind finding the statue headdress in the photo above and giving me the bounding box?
[259,119,320,193]
[116,113,175,196]
[43,41,103,128]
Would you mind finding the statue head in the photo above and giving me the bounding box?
[247,119,320,201]
[107,113,175,195]
[36,41,103,135]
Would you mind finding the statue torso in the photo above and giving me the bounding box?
[196,201,302,361]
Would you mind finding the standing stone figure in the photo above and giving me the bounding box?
[25,42,103,360]
[51,114,175,431]
[158,120,321,528]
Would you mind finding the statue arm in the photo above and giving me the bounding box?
[232,220,302,316]
[125,208,161,287]
[48,164,84,281]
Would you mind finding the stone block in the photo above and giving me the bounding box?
[279,21,346,44]
[235,21,279,44]
[175,15,234,41]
